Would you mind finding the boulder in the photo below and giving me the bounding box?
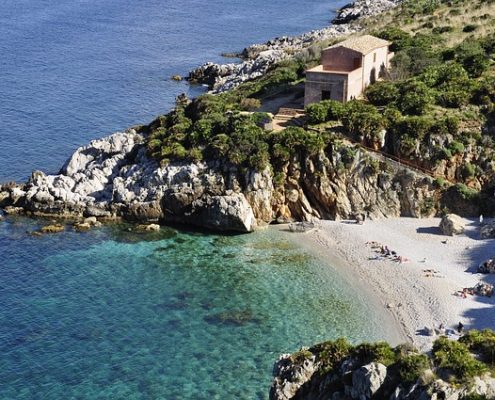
[40,224,65,234]
[478,258,495,274]
[481,221,495,239]
[349,362,387,400]
[439,214,465,236]
[136,224,160,232]
[192,194,256,232]
[473,282,494,297]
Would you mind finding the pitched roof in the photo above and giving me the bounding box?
[326,35,390,55]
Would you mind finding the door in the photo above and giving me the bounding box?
[321,90,331,100]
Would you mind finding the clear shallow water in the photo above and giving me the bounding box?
[0,218,392,399]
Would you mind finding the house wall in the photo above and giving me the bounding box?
[361,46,389,90]
[321,47,362,72]
[304,71,348,106]
[345,68,364,101]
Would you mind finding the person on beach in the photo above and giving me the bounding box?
[457,322,464,333]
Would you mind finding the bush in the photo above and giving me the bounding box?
[463,24,478,33]
[462,162,476,179]
[240,98,261,111]
[365,81,400,106]
[321,100,346,121]
[460,329,495,365]
[397,354,431,384]
[310,338,353,374]
[305,103,328,124]
[432,336,487,380]
[454,183,480,201]
[353,342,397,366]
[396,79,433,115]
[448,141,465,155]
[341,101,385,142]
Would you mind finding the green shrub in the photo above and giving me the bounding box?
[365,81,400,106]
[432,336,487,380]
[310,338,353,374]
[321,100,346,121]
[454,183,480,201]
[397,79,433,115]
[460,329,495,365]
[463,24,478,33]
[448,141,465,155]
[240,98,261,111]
[397,353,431,384]
[353,342,397,366]
[462,162,476,179]
[341,101,385,141]
[305,103,328,124]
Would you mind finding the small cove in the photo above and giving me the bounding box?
[0,219,397,399]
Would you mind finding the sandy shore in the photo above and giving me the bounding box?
[282,217,495,351]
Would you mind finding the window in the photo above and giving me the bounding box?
[322,90,331,100]
[373,53,377,62]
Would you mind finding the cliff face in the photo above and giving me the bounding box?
[0,128,438,232]
[270,350,495,400]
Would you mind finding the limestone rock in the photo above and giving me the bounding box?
[481,221,495,239]
[270,353,318,400]
[473,282,494,297]
[478,258,495,274]
[349,362,387,400]
[40,224,65,234]
[439,214,465,236]
[136,223,160,232]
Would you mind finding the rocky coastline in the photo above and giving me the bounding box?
[0,0,421,233]
[0,122,441,233]
[187,0,403,92]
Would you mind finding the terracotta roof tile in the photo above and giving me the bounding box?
[326,35,390,54]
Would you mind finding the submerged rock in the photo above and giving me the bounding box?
[40,224,65,234]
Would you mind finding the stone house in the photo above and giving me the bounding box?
[304,35,392,105]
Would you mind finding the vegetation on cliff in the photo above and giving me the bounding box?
[271,330,495,399]
[141,0,495,217]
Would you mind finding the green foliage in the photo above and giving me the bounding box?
[459,329,495,365]
[462,162,476,179]
[432,336,487,380]
[305,102,328,124]
[353,342,397,366]
[396,353,431,384]
[463,24,478,33]
[365,81,400,106]
[448,141,465,155]
[310,338,353,374]
[290,349,314,364]
[341,101,385,141]
[240,98,261,111]
[454,183,480,201]
[396,79,433,115]
[305,100,345,124]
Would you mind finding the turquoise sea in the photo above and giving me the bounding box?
[0,1,397,399]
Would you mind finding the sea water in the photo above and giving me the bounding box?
[1,1,396,399]
[0,219,394,399]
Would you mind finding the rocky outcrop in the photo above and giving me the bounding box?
[332,0,403,25]
[481,221,495,239]
[269,346,495,400]
[478,258,495,274]
[188,0,404,92]
[0,127,442,232]
[439,214,465,236]
[349,362,387,400]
